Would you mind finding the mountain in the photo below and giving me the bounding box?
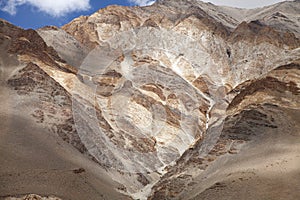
[0,0,299,200]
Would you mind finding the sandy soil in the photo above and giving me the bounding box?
[187,108,300,200]
[4,194,62,200]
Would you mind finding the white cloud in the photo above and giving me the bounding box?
[128,0,156,6]
[1,0,91,17]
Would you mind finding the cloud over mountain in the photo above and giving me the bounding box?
[1,0,91,17]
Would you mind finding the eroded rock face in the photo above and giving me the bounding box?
[149,60,300,199]
[37,26,89,68]
[1,0,300,199]
[74,48,209,172]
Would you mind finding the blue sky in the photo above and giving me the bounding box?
[0,0,154,29]
[0,0,287,30]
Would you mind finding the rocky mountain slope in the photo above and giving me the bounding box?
[0,0,300,199]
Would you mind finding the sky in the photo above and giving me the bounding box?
[0,0,288,29]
